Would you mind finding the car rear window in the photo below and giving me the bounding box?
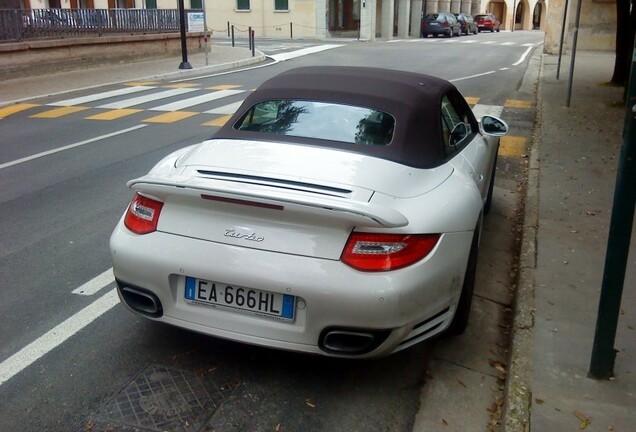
[425,14,443,21]
[234,100,395,146]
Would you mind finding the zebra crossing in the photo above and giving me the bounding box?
[0,82,525,131]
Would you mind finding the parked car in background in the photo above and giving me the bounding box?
[110,66,509,358]
[421,12,461,38]
[454,13,478,35]
[475,13,501,32]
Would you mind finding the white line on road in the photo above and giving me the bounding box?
[149,89,245,112]
[49,86,156,107]
[269,44,345,61]
[450,70,496,82]
[472,104,505,118]
[513,46,534,66]
[71,268,115,296]
[0,288,119,386]
[205,100,244,115]
[97,88,198,109]
[0,125,147,170]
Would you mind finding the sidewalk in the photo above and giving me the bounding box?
[0,44,265,106]
[503,51,636,431]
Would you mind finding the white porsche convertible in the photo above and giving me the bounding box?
[110,66,508,358]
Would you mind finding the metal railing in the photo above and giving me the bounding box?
[0,8,202,42]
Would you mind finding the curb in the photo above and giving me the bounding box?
[500,50,544,432]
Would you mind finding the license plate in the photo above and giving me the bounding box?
[429,22,439,26]
[184,276,295,320]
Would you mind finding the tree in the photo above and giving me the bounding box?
[611,0,636,85]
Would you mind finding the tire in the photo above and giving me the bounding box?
[447,226,480,335]
[496,27,500,32]
[446,29,453,38]
[484,154,497,214]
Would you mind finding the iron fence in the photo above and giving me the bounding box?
[0,8,202,42]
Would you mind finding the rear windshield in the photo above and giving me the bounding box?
[234,100,395,146]
[425,14,444,21]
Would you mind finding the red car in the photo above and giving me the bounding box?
[475,14,500,32]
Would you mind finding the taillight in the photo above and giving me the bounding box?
[124,193,163,235]
[441,22,449,27]
[341,233,441,272]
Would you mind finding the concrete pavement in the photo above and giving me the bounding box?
[2,41,634,432]
[503,51,636,432]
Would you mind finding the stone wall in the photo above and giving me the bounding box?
[0,32,205,78]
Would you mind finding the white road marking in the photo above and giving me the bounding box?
[0,288,119,386]
[97,88,198,109]
[0,125,147,170]
[450,70,496,82]
[461,40,478,43]
[472,104,504,118]
[49,86,156,107]
[513,46,534,66]
[500,67,510,71]
[501,42,516,46]
[269,44,344,61]
[205,100,244,115]
[150,89,245,112]
[482,41,497,44]
[72,268,115,296]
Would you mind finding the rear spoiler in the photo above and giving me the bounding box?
[128,174,408,228]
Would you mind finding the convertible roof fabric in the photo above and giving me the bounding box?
[213,66,470,168]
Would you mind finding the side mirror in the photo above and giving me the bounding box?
[480,115,509,136]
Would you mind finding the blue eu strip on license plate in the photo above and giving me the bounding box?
[185,276,295,320]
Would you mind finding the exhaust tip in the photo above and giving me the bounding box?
[116,281,163,318]
[319,328,391,355]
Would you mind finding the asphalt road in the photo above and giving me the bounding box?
[0,31,543,432]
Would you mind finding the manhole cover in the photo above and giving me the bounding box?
[95,364,236,432]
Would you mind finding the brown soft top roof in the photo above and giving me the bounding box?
[213,66,469,168]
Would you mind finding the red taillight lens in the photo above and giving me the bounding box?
[341,233,441,272]
[441,22,449,27]
[124,193,163,235]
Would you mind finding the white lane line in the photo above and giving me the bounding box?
[49,86,156,107]
[482,41,496,44]
[461,40,478,43]
[501,42,516,46]
[450,70,496,82]
[472,104,504,118]
[269,44,344,61]
[0,288,119,386]
[150,89,245,112]
[97,88,198,109]
[0,125,147,170]
[513,46,534,66]
[72,268,115,296]
[205,100,244,115]
[500,67,510,71]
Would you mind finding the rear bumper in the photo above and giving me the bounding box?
[110,221,473,358]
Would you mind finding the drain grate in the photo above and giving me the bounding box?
[95,364,236,432]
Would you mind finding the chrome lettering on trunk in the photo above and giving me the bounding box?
[225,229,264,242]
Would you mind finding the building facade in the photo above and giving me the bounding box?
[15,0,617,52]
